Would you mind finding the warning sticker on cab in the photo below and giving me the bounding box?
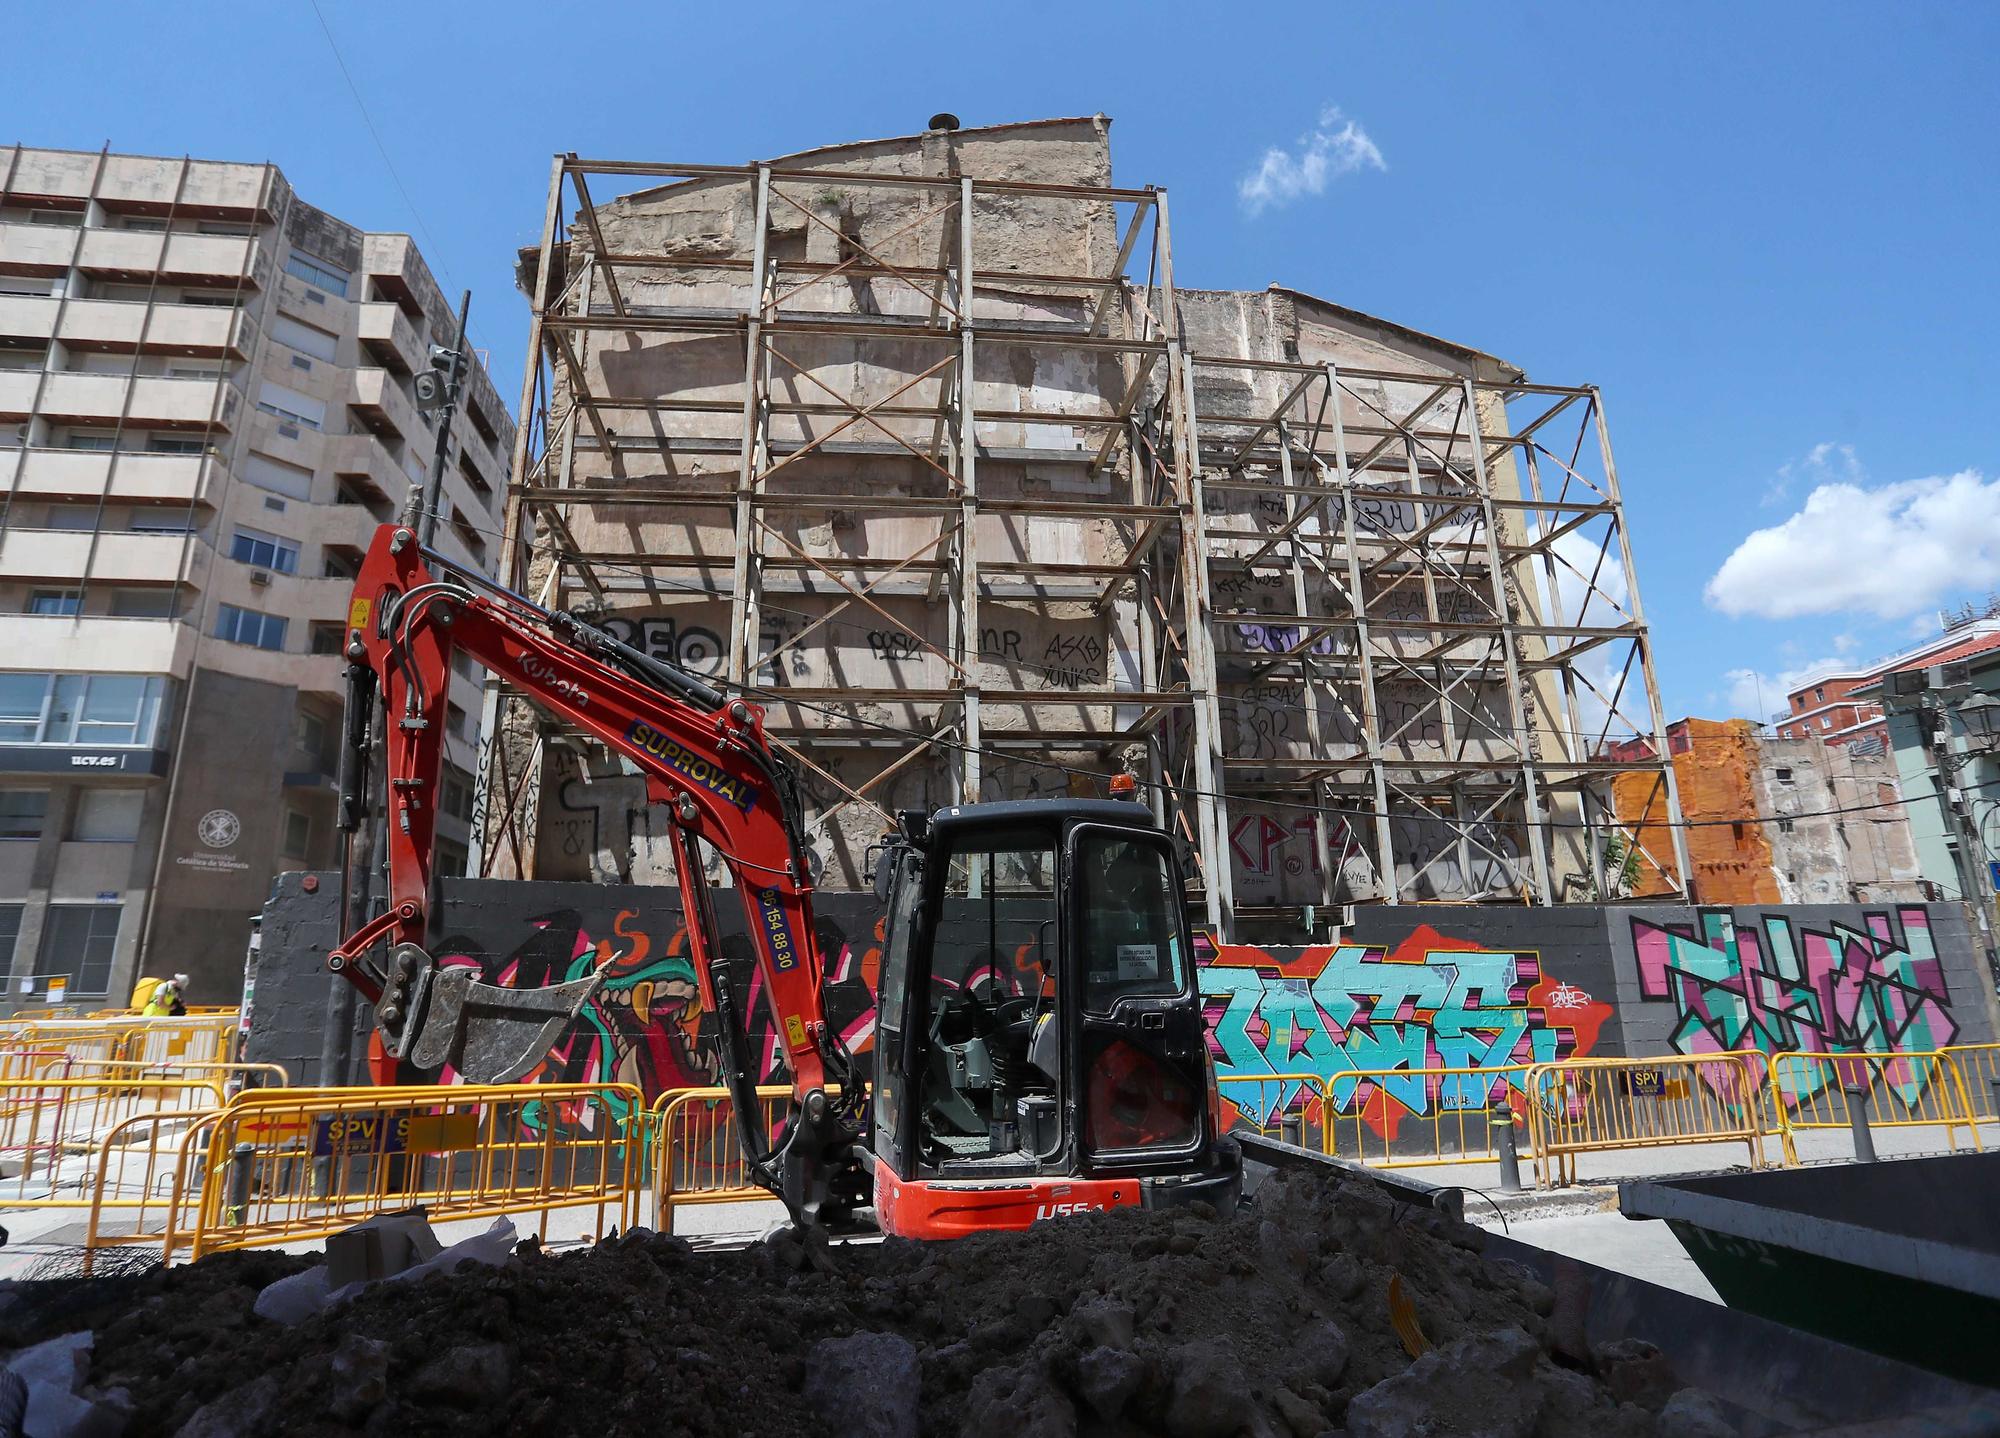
[1115,944,1158,981]
[347,597,371,632]
[784,1014,807,1050]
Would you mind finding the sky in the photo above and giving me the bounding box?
[8,1,1995,725]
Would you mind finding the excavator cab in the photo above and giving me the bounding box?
[868,799,1242,1238]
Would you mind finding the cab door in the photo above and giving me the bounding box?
[1060,824,1207,1170]
[871,846,926,1180]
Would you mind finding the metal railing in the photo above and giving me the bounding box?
[189,1083,647,1259]
[1521,1053,1770,1187]
[651,1085,800,1233]
[81,1109,222,1269]
[0,1077,224,1206]
[1945,1043,2000,1122]
[1217,1067,1531,1170]
[1764,1049,1984,1164]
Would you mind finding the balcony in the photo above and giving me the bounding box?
[0,370,242,429]
[343,366,422,446]
[9,448,216,505]
[0,528,191,584]
[357,301,424,376]
[0,294,253,359]
[326,433,407,515]
[0,614,196,677]
[9,151,279,219]
[361,234,434,319]
[75,228,267,290]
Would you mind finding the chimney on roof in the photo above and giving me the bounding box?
[928,113,961,133]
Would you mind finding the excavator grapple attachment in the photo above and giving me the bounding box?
[404,962,605,1084]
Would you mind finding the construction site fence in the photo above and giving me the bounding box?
[187,1083,647,1259]
[651,1085,815,1234]
[1217,1067,1532,1170]
[0,1077,226,1210]
[0,1015,240,1079]
[1521,1053,1770,1188]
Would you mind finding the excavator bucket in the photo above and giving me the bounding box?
[405,964,605,1084]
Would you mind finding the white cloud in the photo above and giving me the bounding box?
[1238,106,1386,217]
[1705,468,2000,621]
[1719,656,1848,722]
[1763,440,1860,508]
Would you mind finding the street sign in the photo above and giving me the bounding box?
[1629,1066,1664,1098]
[1987,860,2000,893]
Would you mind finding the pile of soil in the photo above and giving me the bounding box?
[0,1171,1737,1438]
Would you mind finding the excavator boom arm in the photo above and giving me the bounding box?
[330,523,853,1211]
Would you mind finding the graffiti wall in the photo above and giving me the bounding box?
[431,880,884,1109]
[1201,914,1617,1140]
[247,876,1998,1147]
[1614,903,1983,1110]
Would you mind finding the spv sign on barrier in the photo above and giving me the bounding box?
[310,1110,479,1157]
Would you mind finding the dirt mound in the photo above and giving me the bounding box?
[3,1172,1717,1437]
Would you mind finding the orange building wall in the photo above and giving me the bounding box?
[1612,718,1779,904]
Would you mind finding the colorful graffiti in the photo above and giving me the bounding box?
[1630,906,1960,1106]
[1200,924,1612,1132]
[430,894,884,1121]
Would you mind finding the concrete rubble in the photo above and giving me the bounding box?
[0,1171,1762,1438]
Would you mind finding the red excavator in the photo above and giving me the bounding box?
[327,523,1241,1238]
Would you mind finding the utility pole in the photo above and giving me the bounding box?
[405,289,472,544]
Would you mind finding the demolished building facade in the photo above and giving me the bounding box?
[471,117,1686,938]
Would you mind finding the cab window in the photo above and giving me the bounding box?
[1073,832,1186,1013]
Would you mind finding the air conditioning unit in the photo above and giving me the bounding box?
[1883,669,1929,697]
[249,570,271,587]
[1940,661,1973,687]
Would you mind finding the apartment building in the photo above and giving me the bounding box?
[0,145,513,1005]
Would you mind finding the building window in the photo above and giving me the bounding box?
[229,526,299,574]
[295,709,328,760]
[447,701,469,740]
[64,434,120,452]
[215,603,287,652]
[29,211,82,227]
[309,623,346,656]
[435,839,468,879]
[441,768,474,822]
[146,434,208,455]
[1821,715,1833,730]
[1778,818,1795,835]
[127,511,190,534]
[1814,686,1826,703]
[121,217,167,232]
[254,381,325,433]
[71,787,144,843]
[281,808,311,861]
[1774,767,1793,782]
[26,590,79,617]
[284,251,351,297]
[0,906,20,984]
[198,221,253,237]
[109,588,179,619]
[0,791,48,841]
[0,674,165,748]
[36,905,120,997]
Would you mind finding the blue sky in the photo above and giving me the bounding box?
[11,2,1995,723]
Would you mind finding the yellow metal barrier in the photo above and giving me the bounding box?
[1766,1050,1982,1162]
[0,1015,239,1079]
[1522,1053,1768,1187]
[82,1110,223,1269]
[1324,1066,1532,1170]
[1217,1069,1531,1170]
[652,1086,805,1233]
[190,1082,646,1259]
[1945,1043,2000,1122]
[32,1058,289,1093]
[0,1078,224,1206]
